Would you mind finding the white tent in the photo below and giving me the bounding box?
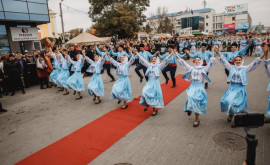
[66,32,105,45]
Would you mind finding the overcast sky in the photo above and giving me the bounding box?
[48,0,270,33]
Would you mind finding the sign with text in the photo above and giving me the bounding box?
[10,27,39,41]
[224,24,235,30]
[236,23,249,29]
[225,4,248,14]
[236,14,248,20]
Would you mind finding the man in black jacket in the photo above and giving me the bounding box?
[4,54,25,96]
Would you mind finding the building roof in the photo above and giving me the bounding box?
[148,8,214,20]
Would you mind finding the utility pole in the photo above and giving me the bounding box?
[59,0,65,43]
[202,0,207,9]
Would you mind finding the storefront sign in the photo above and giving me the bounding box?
[236,23,249,29]
[10,27,39,41]
[225,4,248,14]
[236,14,248,20]
[224,24,235,30]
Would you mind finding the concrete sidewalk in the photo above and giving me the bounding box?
[0,56,269,165]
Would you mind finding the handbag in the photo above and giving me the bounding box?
[36,59,44,69]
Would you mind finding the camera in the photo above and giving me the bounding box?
[233,112,267,128]
[232,111,270,165]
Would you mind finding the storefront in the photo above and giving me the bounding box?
[0,0,50,56]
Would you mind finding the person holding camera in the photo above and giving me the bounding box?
[216,46,265,126]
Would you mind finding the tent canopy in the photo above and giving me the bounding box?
[180,33,194,37]
[192,31,204,35]
[66,32,105,45]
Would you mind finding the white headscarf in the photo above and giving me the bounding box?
[194,58,204,69]
[234,57,245,69]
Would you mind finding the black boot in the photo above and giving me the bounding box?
[204,83,208,89]
[172,79,176,88]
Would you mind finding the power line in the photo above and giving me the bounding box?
[61,3,89,15]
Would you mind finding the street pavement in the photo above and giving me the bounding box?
[0,55,269,165]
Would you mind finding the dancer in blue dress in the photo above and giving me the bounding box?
[135,49,174,116]
[254,38,263,56]
[54,52,65,91]
[55,49,70,95]
[179,40,185,54]
[263,45,270,116]
[49,47,62,85]
[66,53,85,100]
[190,40,197,55]
[184,43,215,89]
[106,52,135,109]
[84,52,106,104]
[177,47,216,127]
[216,46,265,125]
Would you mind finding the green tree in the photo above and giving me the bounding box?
[69,28,83,39]
[89,0,149,38]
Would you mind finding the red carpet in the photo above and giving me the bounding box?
[15,74,190,165]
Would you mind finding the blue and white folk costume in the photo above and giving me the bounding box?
[110,56,135,102]
[49,53,62,84]
[178,57,216,114]
[109,50,131,62]
[219,56,262,115]
[55,56,70,89]
[254,39,263,56]
[139,56,170,108]
[190,42,197,54]
[240,39,248,50]
[179,42,185,53]
[221,45,249,64]
[188,50,214,67]
[84,56,105,97]
[66,55,85,92]
[264,59,270,116]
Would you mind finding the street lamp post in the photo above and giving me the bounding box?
[59,0,65,44]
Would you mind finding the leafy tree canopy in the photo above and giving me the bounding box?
[89,0,149,38]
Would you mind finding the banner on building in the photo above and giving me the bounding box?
[236,14,248,20]
[10,27,39,41]
[225,4,248,14]
[224,24,235,30]
[236,23,249,29]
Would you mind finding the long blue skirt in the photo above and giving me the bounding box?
[49,69,60,83]
[66,71,85,92]
[140,77,164,108]
[267,95,270,116]
[221,83,247,115]
[88,73,104,97]
[184,81,207,115]
[111,75,132,102]
[56,69,70,89]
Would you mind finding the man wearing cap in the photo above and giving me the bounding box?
[159,45,182,88]
[4,54,25,96]
[109,45,131,62]
[134,44,155,82]
[220,42,250,77]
